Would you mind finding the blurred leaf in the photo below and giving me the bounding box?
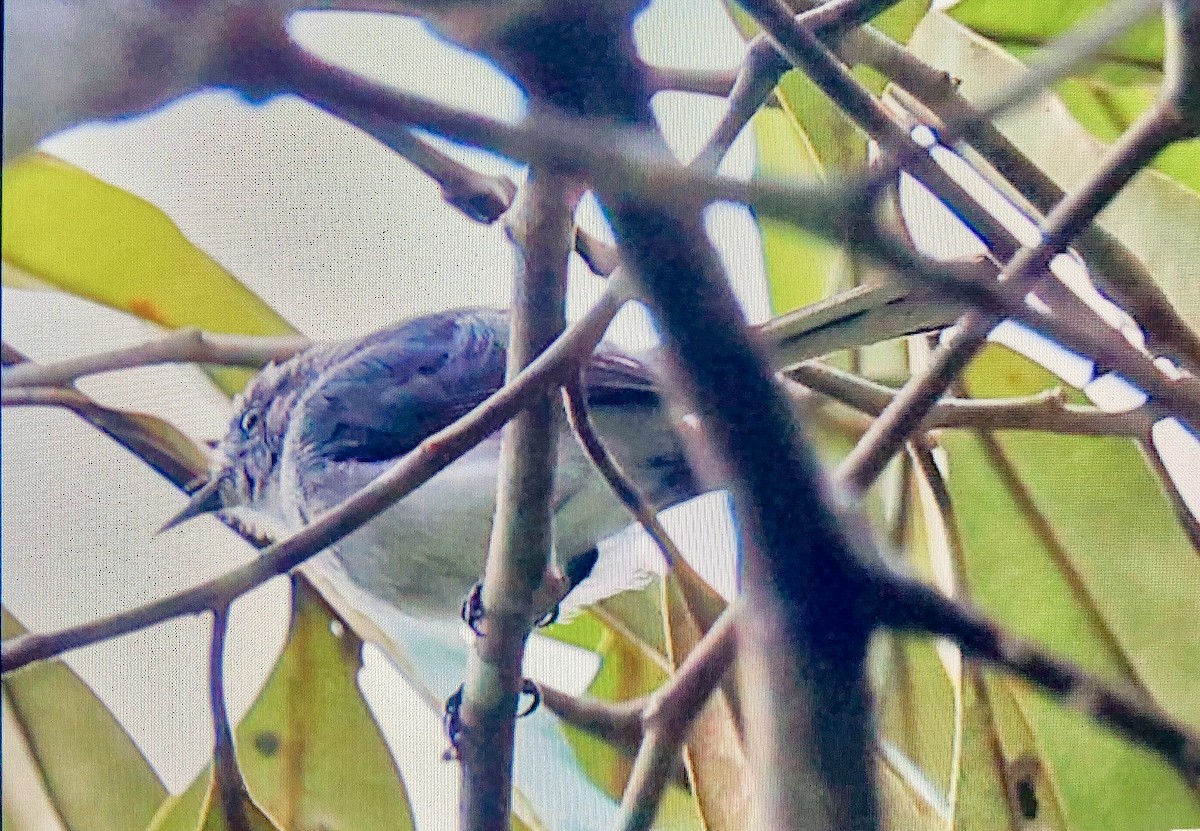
[1053,76,1200,193]
[1,608,167,831]
[753,106,845,315]
[871,0,933,44]
[661,563,749,831]
[1,153,295,394]
[66,400,210,490]
[932,344,1200,829]
[550,588,668,799]
[949,0,1165,71]
[906,11,1200,330]
[149,581,416,831]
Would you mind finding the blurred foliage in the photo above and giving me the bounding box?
[2,609,167,831]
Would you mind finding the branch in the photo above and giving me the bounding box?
[207,604,251,831]
[1,293,621,674]
[872,570,1200,784]
[257,25,1196,418]
[644,65,738,97]
[539,686,646,754]
[457,172,573,831]
[859,33,1200,371]
[562,379,677,567]
[479,8,884,826]
[305,89,518,223]
[836,91,1192,496]
[0,352,211,489]
[786,361,1154,437]
[1,330,311,389]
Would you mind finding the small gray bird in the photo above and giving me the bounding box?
[165,308,701,830]
[168,307,696,618]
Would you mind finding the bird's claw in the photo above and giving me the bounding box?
[462,581,559,632]
[440,680,541,760]
[460,582,485,636]
[518,678,542,717]
[442,686,465,761]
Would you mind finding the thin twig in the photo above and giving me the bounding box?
[644,65,739,97]
[2,330,311,389]
[562,379,678,568]
[969,0,1164,128]
[837,93,1190,496]
[0,365,211,489]
[538,686,646,754]
[871,568,1200,784]
[207,604,252,831]
[858,32,1200,371]
[262,30,1200,425]
[1138,436,1200,552]
[794,0,912,34]
[1,293,621,674]
[968,429,1150,687]
[786,362,1154,436]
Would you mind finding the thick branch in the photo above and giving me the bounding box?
[457,172,573,831]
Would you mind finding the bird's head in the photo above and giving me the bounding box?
[161,355,312,533]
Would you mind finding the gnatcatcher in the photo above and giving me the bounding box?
[166,308,702,830]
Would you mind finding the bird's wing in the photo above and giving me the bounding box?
[291,309,510,464]
[290,310,663,466]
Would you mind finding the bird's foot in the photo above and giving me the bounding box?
[442,686,465,761]
[518,678,542,717]
[461,580,563,634]
[440,680,542,761]
[460,582,486,636]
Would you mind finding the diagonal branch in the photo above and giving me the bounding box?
[871,567,1200,784]
[836,92,1192,495]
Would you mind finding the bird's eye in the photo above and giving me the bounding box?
[240,410,260,432]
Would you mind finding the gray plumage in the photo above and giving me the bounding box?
[190,308,696,619]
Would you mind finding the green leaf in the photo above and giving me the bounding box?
[753,106,846,315]
[1053,77,1200,193]
[949,0,1165,71]
[906,11,1200,330]
[195,772,284,831]
[932,344,1200,829]
[871,0,933,44]
[2,608,168,831]
[1,153,296,394]
[149,581,416,831]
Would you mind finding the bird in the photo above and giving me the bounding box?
[163,307,704,830]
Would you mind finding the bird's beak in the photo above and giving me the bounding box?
[159,474,226,533]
